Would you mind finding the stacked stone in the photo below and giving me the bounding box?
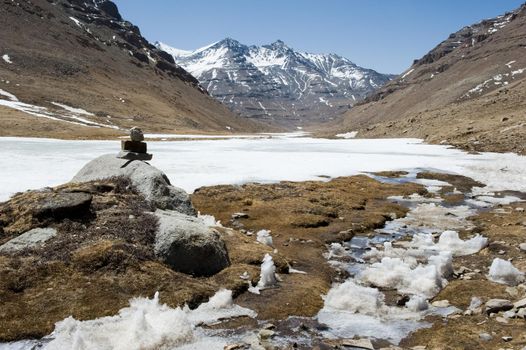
[117,127,152,160]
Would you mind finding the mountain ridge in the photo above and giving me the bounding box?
[157,38,393,128]
[333,2,526,155]
[0,0,267,139]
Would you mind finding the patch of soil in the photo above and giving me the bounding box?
[371,171,410,178]
[192,175,425,320]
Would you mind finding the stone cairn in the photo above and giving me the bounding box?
[117,127,152,161]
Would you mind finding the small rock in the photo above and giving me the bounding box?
[232,212,249,219]
[503,310,516,319]
[130,126,144,141]
[224,343,248,350]
[340,338,374,350]
[505,286,519,297]
[258,329,275,339]
[454,266,470,275]
[496,316,508,324]
[502,336,513,342]
[501,117,509,122]
[432,300,450,308]
[519,243,526,252]
[514,298,526,309]
[479,333,492,341]
[498,250,506,255]
[486,299,513,314]
[517,308,526,318]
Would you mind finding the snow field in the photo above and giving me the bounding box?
[2,136,526,203]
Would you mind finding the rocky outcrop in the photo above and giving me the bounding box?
[71,154,232,276]
[72,154,195,215]
[154,210,230,276]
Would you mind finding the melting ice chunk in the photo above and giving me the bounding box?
[488,258,525,286]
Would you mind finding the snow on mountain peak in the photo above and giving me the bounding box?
[155,38,392,126]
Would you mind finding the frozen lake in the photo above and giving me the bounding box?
[1,135,525,201]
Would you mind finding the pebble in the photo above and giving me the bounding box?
[502,336,513,342]
[498,250,506,255]
[503,310,516,319]
[514,298,526,309]
[258,329,275,339]
[486,299,513,314]
[232,212,249,219]
[496,316,508,323]
[341,339,374,350]
[479,333,493,341]
[505,286,519,297]
[224,344,249,350]
[432,300,450,308]
[519,243,526,252]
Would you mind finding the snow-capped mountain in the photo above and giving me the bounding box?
[156,39,393,126]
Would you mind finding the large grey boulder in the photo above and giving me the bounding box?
[0,227,57,252]
[71,154,195,215]
[154,209,230,276]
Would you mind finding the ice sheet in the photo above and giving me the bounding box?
[1,136,526,202]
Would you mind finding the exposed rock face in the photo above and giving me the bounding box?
[0,227,57,252]
[154,210,230,276]
[158,39,393,128]
[72,154,195,215]
[336,3,526,155]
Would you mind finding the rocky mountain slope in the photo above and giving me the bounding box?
[0,0,265,139]
[158,39,393,128]
[334,3,526,155]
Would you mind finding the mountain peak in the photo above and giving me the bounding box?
[264,39,290,51]
[162,39,391,127]
[217,37,243,48]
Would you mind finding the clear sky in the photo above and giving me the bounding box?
[113,0,524,74]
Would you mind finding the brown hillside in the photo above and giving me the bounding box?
[334,3,526,154]
[0,0,271,139]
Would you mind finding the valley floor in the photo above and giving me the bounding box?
[0,135,525,349]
